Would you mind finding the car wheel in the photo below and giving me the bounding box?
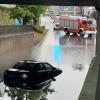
[64,28,70,36]
[88,34,92,38]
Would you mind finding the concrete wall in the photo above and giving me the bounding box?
[0,32,34,53]
[0,32,34,70]
[95,7,100,100]
[0,25,34,35]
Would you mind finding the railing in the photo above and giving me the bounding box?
[0,25,34,35]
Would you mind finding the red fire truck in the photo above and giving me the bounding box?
[54,16,96,37]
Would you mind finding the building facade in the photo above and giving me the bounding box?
[50,6,96,18]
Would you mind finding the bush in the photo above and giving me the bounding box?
[33,25,44,33]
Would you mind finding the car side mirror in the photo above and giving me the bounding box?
[52,77,56,81]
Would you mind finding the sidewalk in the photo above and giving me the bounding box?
[79,57,99,100]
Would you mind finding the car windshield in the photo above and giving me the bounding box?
[82,21,92,26]
[13,62,36,70]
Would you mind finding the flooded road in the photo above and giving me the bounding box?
[0,20,96,100]
[30,30,96,100]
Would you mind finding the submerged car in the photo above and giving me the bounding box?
[4,77,52,90]
[4,60,62,87]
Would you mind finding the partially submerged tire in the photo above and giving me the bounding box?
[88,34,92,38]
[64,28,70,36]
[78,30,84,37]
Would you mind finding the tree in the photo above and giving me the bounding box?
[5,87,46,100]
[90,11,97,19]
[28,5,47,25]
[10,5,47,25]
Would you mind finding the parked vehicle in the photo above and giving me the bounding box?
[4,60,62,87]
[54,23,60,31]
[53,15,61,31]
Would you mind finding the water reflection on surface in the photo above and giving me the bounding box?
[30,33,95,100]
[0,82,5,97]
[53,45,60,65]
[0,47,33,70]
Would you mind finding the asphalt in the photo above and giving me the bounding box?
[33,29,97,100]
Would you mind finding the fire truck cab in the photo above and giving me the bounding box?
[54,15,96,37]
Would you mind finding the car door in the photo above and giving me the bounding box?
[34,63,47,82]
[43,63,53,78]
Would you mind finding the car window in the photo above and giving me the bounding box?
[34,64,45,71]
[13,62,35,70]
[43,63,52,70]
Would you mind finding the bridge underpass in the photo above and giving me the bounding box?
[0,17,96,100]
[0,0,100,100]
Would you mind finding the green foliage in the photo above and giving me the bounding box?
[0,7,14,25]
[10,5,47,25]
[33,25,44,33]
[90,11,97,19]
[5,87,43,100]
[28,5,47,25]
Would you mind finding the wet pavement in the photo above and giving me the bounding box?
[31,30,96,100]
[0,22,96,100]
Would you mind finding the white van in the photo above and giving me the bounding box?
[54,23,60,31]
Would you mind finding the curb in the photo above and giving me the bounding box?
[33,29,49,47]
[78,57,99,100]
[0,32,34,38]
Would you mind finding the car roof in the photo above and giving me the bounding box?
[19,60,47,64]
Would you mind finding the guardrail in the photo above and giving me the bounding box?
[0,25,34,35]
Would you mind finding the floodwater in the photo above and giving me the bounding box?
[0,18,96,100]
[30,30,96,100]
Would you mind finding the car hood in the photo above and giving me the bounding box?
[8,68,29,73]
